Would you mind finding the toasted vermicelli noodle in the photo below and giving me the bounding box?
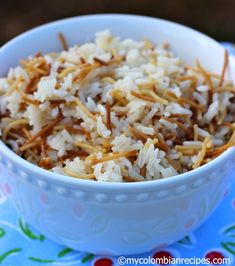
[0,30,235,182]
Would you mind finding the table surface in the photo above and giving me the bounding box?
[0,43,235,266]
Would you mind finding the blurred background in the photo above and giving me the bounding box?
[0,0,234,45]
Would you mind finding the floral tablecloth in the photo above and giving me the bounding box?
[0,43,235,266]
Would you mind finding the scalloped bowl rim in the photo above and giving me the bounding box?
[0,13,234,190]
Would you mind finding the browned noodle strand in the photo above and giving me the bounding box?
[196,60,214,104]
[92,150,138,165]
[130,91,156,103]
[105,102,112,133]
[58,32,68,51]
[20,114,64,149]
[219,49,229,87]
[128,126,148,142]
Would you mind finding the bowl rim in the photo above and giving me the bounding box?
[0,13,234,189]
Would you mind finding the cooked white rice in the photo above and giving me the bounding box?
[0,30,235,182]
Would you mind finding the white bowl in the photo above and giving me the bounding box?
[0,14,235,256]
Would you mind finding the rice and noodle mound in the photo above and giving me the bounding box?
[0,30,235,182]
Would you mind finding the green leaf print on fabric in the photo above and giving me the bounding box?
[222,224,235,237]
[57,247,73,258]
[19,219,45,241]
[81,253,94,263]
[177,235,193,246]
[28,257,54,263]
[221,242,235,255]
[0,248,22,264]
[221,224,235,255]
[0,228,5,238]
